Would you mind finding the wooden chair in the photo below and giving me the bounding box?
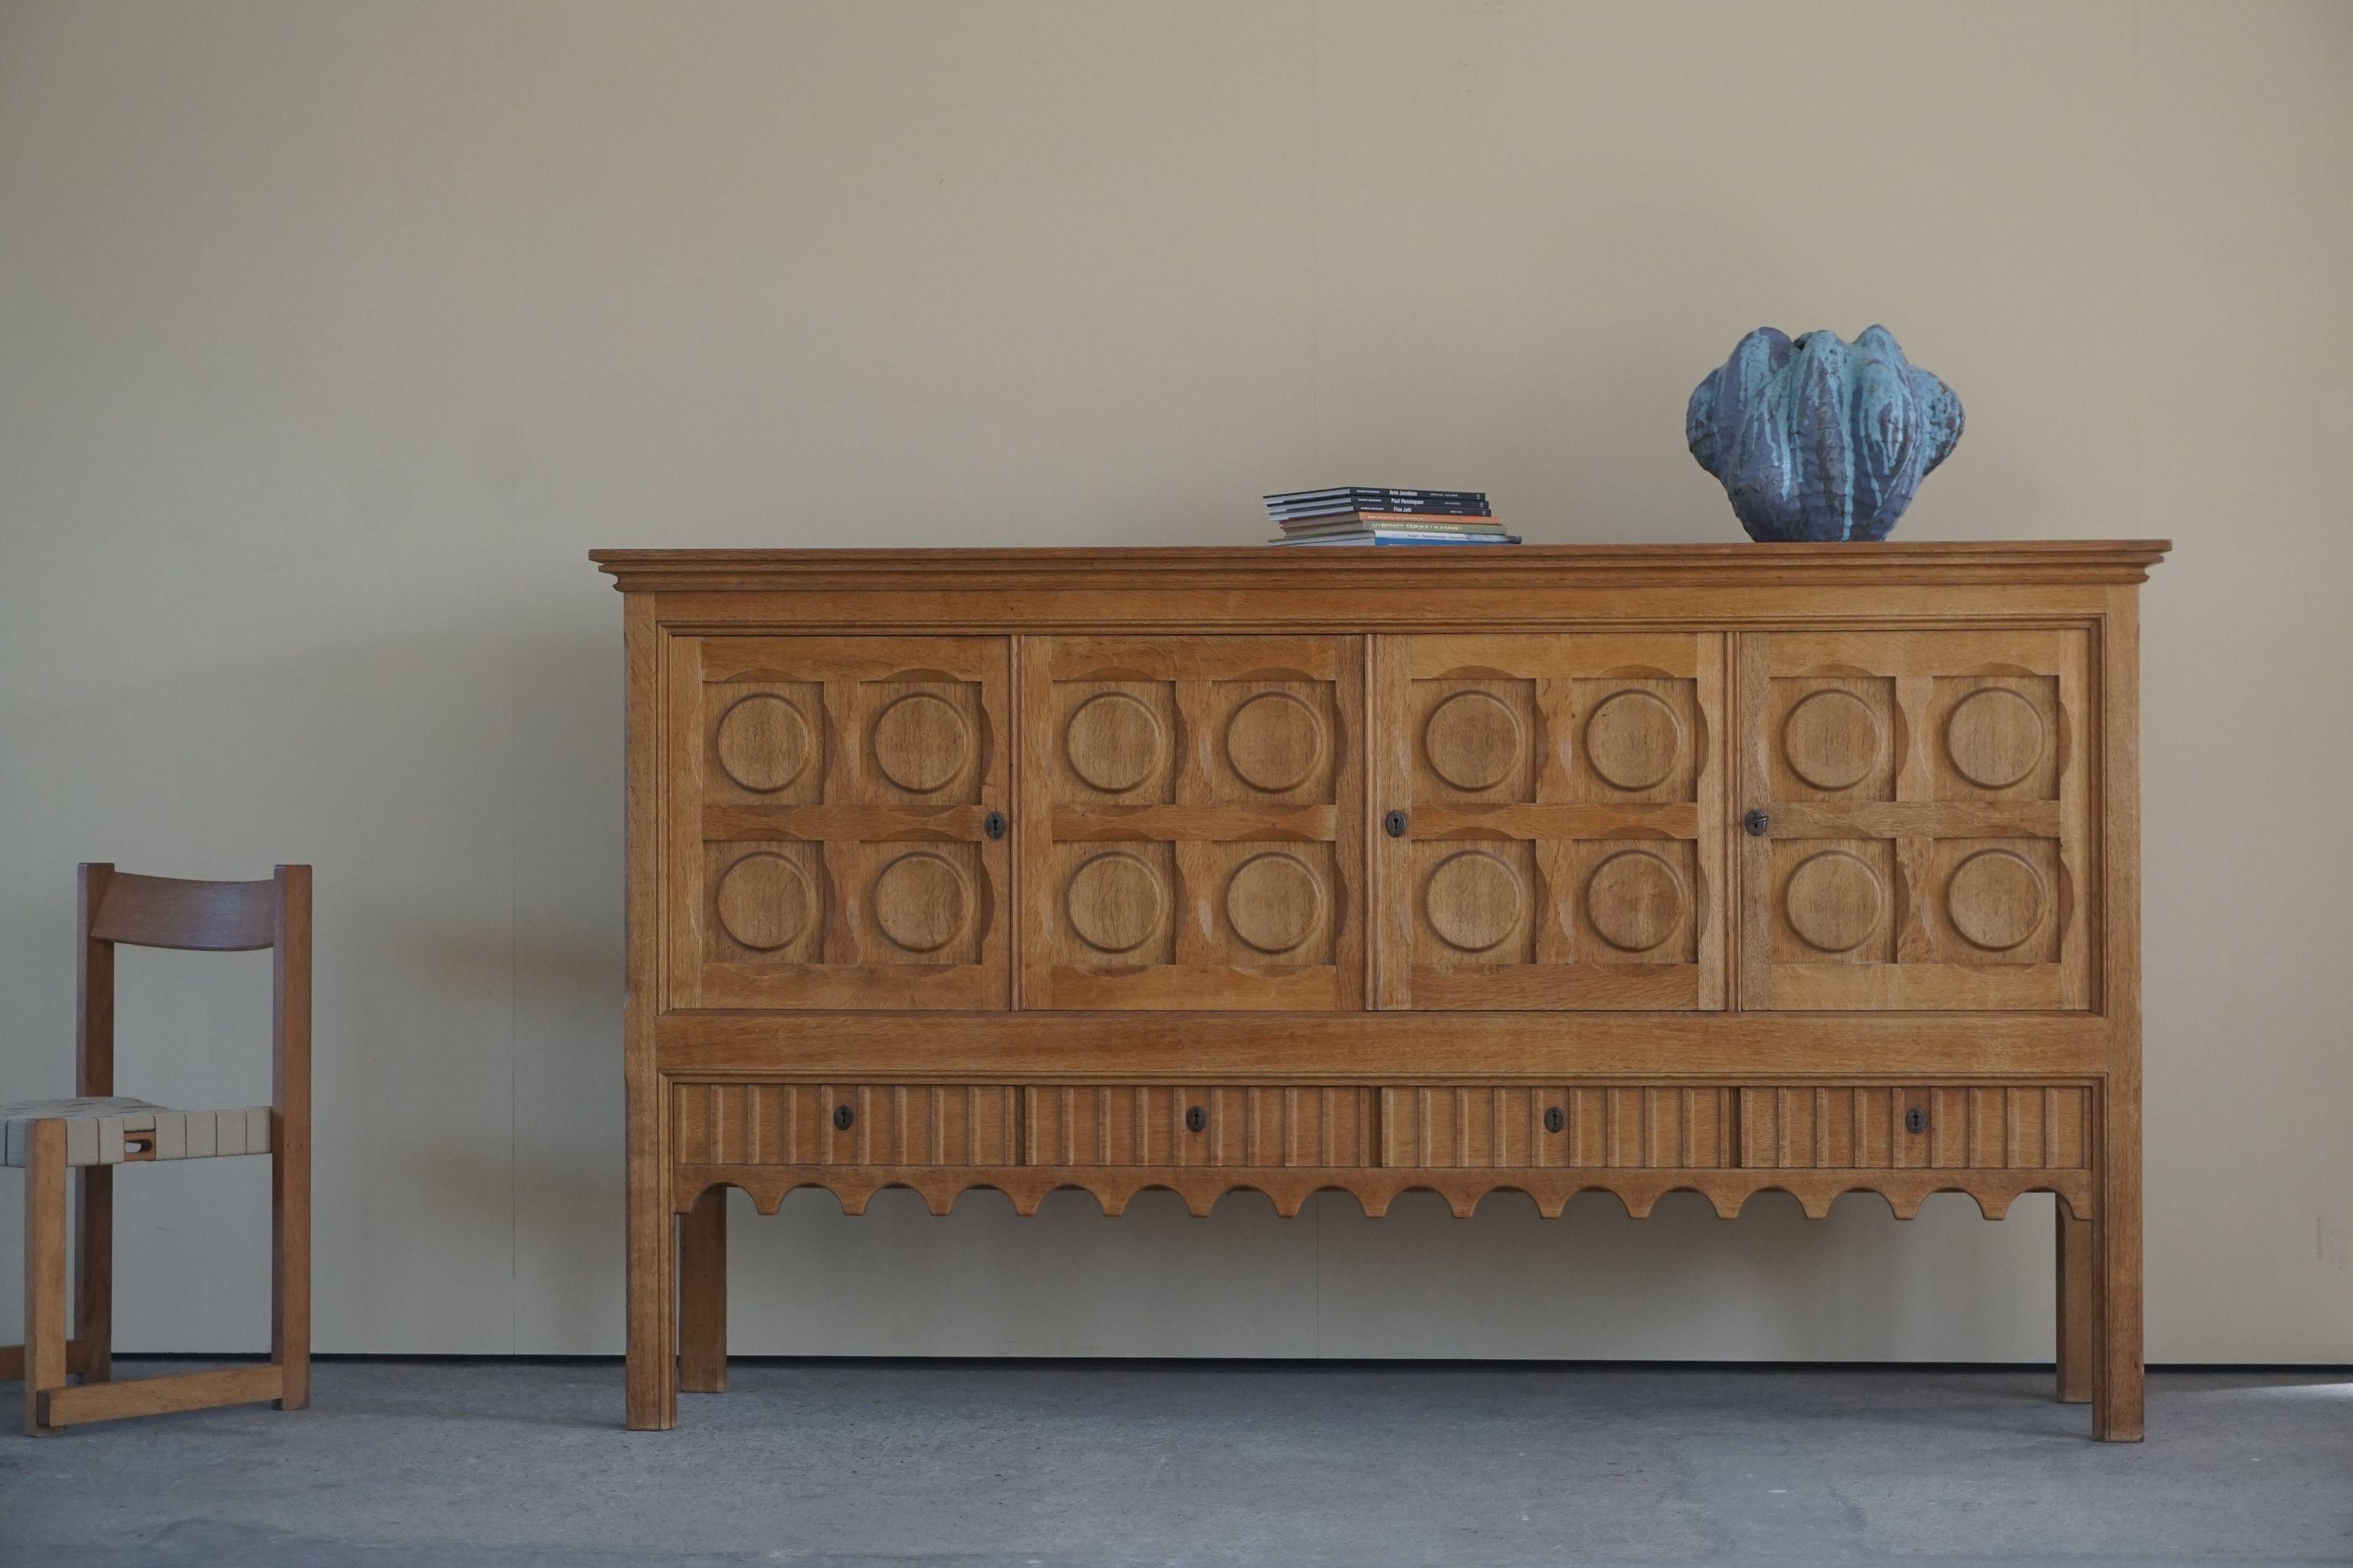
[2,864,309,1435]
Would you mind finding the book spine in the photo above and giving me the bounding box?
[1270,531,1521,545]
[1278,512,1504,531]
[1273,502,1494,521]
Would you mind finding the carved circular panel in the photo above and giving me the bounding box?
[1782,690,1881,791]
[1064,851,1165,954]
[871,693,970,794]
[713,853,813,952]
[1223,853,1323,955]
[870,851,968,953]
[1946,849,2047,951]
[1064,692,1164,793]
[1583,850,1686,953]
[714,694,813,793]
[1423,692,1522,792]
[1423,850,1525,953]
[1583,691,1682,792]
[1945,688,2045,789]
[1224,693,1325,794]
[1783,851,1884,953]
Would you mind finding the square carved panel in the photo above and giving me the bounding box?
[1768,675,1897,802]
[1410,838,1538,968]
[1408,677,1537,805]
[1054,680,1178,805]
[1379,634,1727,1011]
[1740,630,2090,1011]
[1930,675,2061,801]
[1770,837,1896,966]
[671,636,1010,1011]
[1024,636,1363,1011]
[860,678,986,805]
[1051,840,1178,969]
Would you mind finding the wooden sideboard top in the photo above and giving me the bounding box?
[591,540,2170,593]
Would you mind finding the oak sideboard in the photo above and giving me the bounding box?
[592,541,2166,1439]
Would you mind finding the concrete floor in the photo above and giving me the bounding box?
[2,1361,2347,1566]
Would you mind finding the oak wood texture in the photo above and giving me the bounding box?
[1736,630,2092,1011]
[597,541,2162,1440]
[1021,635,1363,1011]
[678,1185,727,1395]
[1374,633,1725,1010]
[6,864,311,1435]
[671,635,1011,1011]
[672,1163,2094,1225]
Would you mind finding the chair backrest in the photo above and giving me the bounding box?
[89,872,279,952]
[77,864,312,1115]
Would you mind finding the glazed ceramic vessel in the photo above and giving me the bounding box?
[1687,325,1963,542]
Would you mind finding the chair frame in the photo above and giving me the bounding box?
[5,863,310,1434]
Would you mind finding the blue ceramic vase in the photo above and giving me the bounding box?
[1686,325,1963,542]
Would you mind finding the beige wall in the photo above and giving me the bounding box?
[2,0,2348,1361]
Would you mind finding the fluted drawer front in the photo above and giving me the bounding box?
[1022,1085,1375,1168]
[675,1080,2090,1174]
[1736,1085,2089,1170]
[1379,1086,1739,1169]
[1377,1083,2090,1170]
[672,1083,1018,1167]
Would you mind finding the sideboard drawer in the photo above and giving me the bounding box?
[1736,1085,2090,1170]
[1379,1086,1741,1168]
[672,1083,1018,1167]
[1022,1085,1376,1168]
[1377,1083,2090,1169]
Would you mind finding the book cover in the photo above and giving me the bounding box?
[1276,511,1505,533]
[1271,499,1495,520]
[1264,487,1488,510]
[1277,516,1507,539]
[1270,531,1521,546]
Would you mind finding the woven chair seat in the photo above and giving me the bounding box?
[1,1096,273,1168]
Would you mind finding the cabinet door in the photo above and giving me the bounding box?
[1021,635,1364,1009]
[1373,634,1728,1009]
[667,635,1010,1010]
[1737,629,2092,1010]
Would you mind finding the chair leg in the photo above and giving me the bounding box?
[272,1135,310,1411]
[24,1120,68,1436]
[76,1167,112,1384]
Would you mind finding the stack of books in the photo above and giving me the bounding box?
[1263,487,1518,546]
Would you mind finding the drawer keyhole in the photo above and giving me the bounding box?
[833,1104,855,1132]
[1185,1106,1207,1134]
[1544,1107,1566,1135]
[1744,809,1771,838]
[984,810,1008,841]
[1384,809,1407,838]
[1904,1106,1929,1135]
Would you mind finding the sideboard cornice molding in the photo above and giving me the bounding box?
[591,540,2171,594]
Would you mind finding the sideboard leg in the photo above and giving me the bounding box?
[2054,1199,2094,1403]
[2091,1088,2145,1441]
[624,1112,677,1431]
[678,1186,728,1394]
